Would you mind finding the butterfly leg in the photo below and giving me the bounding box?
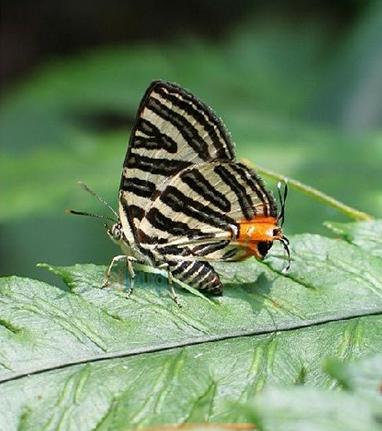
[102,254,137,291]
[157,262,181,307]
[167,269,182,307]
[102,255,127,288]
[125,256,136,298]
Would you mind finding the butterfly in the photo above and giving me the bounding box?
[70,81,289,300]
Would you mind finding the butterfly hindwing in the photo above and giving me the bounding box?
[138,161,277,264]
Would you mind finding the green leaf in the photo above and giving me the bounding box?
[1,222,382,429]
[326,354,382,401]
[239,386,381,431]
[325,220,382,259]
[237,354,382,431]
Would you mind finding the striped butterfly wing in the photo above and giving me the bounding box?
[138,161,277,264]
[119,80,235,245]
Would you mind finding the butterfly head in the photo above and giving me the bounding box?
[107,222,124,245]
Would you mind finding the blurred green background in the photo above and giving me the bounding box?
[1,1,381,284]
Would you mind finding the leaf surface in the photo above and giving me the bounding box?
[237,354,382,431]
[1,222,382,430]
[325,220,382,258]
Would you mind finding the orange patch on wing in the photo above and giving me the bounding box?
[238,216,278,243]
[236,216,278,259]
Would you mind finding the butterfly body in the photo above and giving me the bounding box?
[107,80,288,295]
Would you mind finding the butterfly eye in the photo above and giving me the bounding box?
[111,224,122,240]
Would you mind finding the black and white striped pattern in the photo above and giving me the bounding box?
[167,260,223,295]
[119,81,235,243]
[138,161,276,266]
[117,80,277,294]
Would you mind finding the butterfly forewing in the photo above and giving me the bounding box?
[119,80,236,245]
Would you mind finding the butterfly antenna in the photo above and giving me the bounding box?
[279,236,291,273]
[277,179,288,227]
[78,181,119,219]
[65,209,116,223]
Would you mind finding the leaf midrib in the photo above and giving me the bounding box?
[2,309,380,385]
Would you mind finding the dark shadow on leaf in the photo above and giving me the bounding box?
[222,272,277,325]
